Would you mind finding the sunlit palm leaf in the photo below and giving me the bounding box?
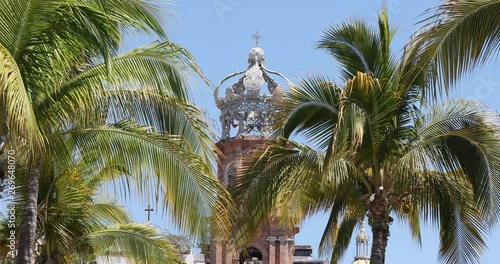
[68,120,229,239]
[415,172,487,264]
[89,201,133,227]
[39,41,203,115]
[317,10,397,82]
[91,0,172,39]
[412,0,500,94]
[87,223,181,264]
[0,44,42,150]
[230,141,324,243]
[396,100,500,222]
[275,75,340,150]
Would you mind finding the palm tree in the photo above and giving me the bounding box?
[0,1,231,263]
[231,11,500,264]
[1,161,183,264]
[411,0,500,93]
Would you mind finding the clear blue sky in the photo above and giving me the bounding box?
[123,1,500,263]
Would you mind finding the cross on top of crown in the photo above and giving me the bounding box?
[252,31,262,47]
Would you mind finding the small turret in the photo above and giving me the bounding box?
[352,221,370,264]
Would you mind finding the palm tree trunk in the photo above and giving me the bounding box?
[368,190,392,264]
[16,161,40,264]
[370,213,388,264]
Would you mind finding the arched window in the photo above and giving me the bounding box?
[239,247,263,264]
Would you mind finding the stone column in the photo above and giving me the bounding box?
[209,242,222,264]
[278,236,287,264]
[287,237,294,264]
[276,236,295,264]
[267,236,277,264]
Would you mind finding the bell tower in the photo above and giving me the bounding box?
[209,44,296,264]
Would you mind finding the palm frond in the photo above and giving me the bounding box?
[230,141,325,244]
[328,211,364,264]
[395,100,500,224]
[89,201,133,227]
[318,205,341,261]
[44,88,217,163]
[100,90,217,161]
[274,75,340,150]
[412,0,500,95]
[38,41,205,121]
[317,11,397,82]
[86,223,181,264]
[0,43,43,150]
[67,120,230,239]
[414,172,487,264]
[438,198,487,264]
[91,0,171,39]
[0,0,54,57]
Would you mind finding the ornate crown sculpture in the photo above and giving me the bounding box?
[214,47,292,140]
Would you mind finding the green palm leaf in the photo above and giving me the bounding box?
[0,44,42,150]
[87,223,181,264]
[317,10,397,82]
[414,172,487,264]
[90,0,171,39]
[0,0,52,57]
[412,0,500,94]
[396,100,500,222]
[230,141,324,243]
[68,120,229,238]
[276,75,340,150]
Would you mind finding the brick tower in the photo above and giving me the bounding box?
[209,45,297,264]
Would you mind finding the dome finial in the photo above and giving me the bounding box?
[356,221,369,242]
[248,47,265,65]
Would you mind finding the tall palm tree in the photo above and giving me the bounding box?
[0,1,231,263]
[1,162,182,264]
[411,0,500,94]
[231,11,500,264]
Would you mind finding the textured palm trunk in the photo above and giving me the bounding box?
[368,189,391,264]
[16,162,40,264]
[370,213,389,264]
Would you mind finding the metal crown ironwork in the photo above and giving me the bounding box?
[214,47,292,140]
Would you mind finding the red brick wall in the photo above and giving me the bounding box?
[210,137,296,264]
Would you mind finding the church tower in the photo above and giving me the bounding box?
[209,44,296,264]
